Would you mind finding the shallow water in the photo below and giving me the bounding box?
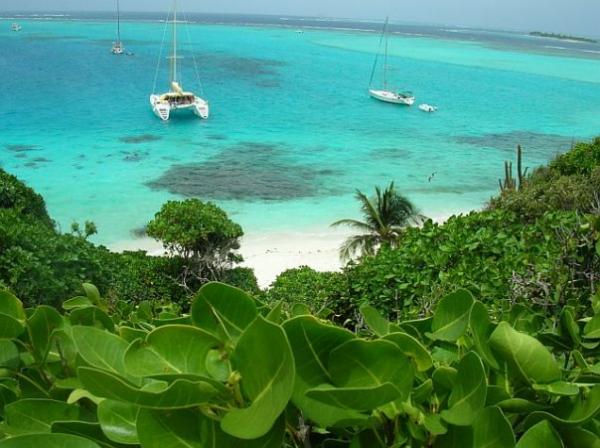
[1,14,600,245]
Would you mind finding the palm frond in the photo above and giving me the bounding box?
[330,219,376,233]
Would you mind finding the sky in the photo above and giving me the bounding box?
[3,0,600,37]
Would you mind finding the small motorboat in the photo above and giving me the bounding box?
[11,23,22,32]
[419,104,437,113]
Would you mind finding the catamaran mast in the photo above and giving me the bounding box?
[171,0,178,83]
[116,0,121,44]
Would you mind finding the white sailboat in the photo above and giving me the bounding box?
[369,17,415,106]
[11,23,22,32]
[150,0,209,121]
[111,0,124,54]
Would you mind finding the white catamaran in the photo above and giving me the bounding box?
[369,17,415,106]
[111,0,124,54]
[150,0,209,121]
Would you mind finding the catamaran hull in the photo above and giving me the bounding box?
[150,95,209,121]
[369,89,415,106]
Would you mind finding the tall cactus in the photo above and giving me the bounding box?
[499,145,527,192]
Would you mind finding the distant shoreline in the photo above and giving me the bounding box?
[530,31,597,44]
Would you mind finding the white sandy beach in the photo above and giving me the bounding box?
[108,227,354,288]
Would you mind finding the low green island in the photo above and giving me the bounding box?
[530,31,598,43]
[0,137,599,446]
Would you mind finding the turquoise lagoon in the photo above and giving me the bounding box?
[1,14,600,246]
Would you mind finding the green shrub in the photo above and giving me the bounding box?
[0,168,52,227]
[1,282,599,447]
[220,266,261,296]
[550,136,600,175]
[267,266,350,316]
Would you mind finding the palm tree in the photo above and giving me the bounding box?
[332,182,422,261]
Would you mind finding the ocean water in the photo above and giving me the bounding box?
[1,13,600,246]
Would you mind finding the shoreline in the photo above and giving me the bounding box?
[108,212,458,288]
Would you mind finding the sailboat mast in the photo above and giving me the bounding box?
[116,0,121,43]
[383,17,389,89]
[171,0,178,83]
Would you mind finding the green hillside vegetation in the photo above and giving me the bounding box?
[0,137,599,446]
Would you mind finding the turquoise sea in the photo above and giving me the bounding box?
[2,12,600,246]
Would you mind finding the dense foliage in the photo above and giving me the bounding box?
[0,170,256,307]
[2,281,600,447]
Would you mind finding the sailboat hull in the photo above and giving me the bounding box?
[369,89,415,106]
[150,95,209,121]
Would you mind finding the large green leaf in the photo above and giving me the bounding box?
[516,420,563,448]
[440,352,487,426]
[489,322,561,385]
[328,339,413,401]
[0,433,101,448]
[124,325,221,378]
[27,305,64,359]
[428,289,474,342]
[71,326,134,382]
[584,315,600,340]
[77,367,218,409]
[523,385,600,428]
[469,301,499,369]
[282,316,362,427]
[137,409,285,448]
[306,383,402,411]
[191,282,257,342]
[558,427,600,448]
[4,399,79,433]
[0,340,19,369]
[51,421,131,448]
[471,406,515,448]
[0,290,26,338]
[70,306,114,332]
[97,399,139,444]
[221,316,294,439]
[359,304,390,337]
[383,332,433,372]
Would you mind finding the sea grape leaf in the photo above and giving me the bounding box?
[0,290,26,338]
[78,367,218,409]
[383,332,433,372]
[328,338,414,407]
[82,283,102,306]
[428,289,474,342]
[4,399,79,433]
[26,305,64,359]
[282,316,362,427]
[560,307,581,347]
[359,304,390,337]
[137,409,285,448]
[558,427,600,448]
[124,324,220,378]
[432,366,457,395]
[291,303,311,316]
[584,315,600,340]
[469,301,499,369]
[523,385,600,428]
[119,326,148,343]
[0,433,101,448]
[62,297,93,311]
[489,322,561,385]
[306,383,402,411]
[0,340,19,370]
[191,282,257,342]
[70,307,114,332]
[71,326,134,381]
[440,352,487,426]
[515,420,563,448]
[221,316,295,439]
[97,399,139,444]
[496,398,551,413]
[533,382,579,396]
[51,421,129,448]
[471,406,515,448]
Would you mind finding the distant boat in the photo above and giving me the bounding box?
[11,23,22,32]
[150,0,209,121]
[368,17,415,106]
[111,0,124,54]
[419,104,437,113]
